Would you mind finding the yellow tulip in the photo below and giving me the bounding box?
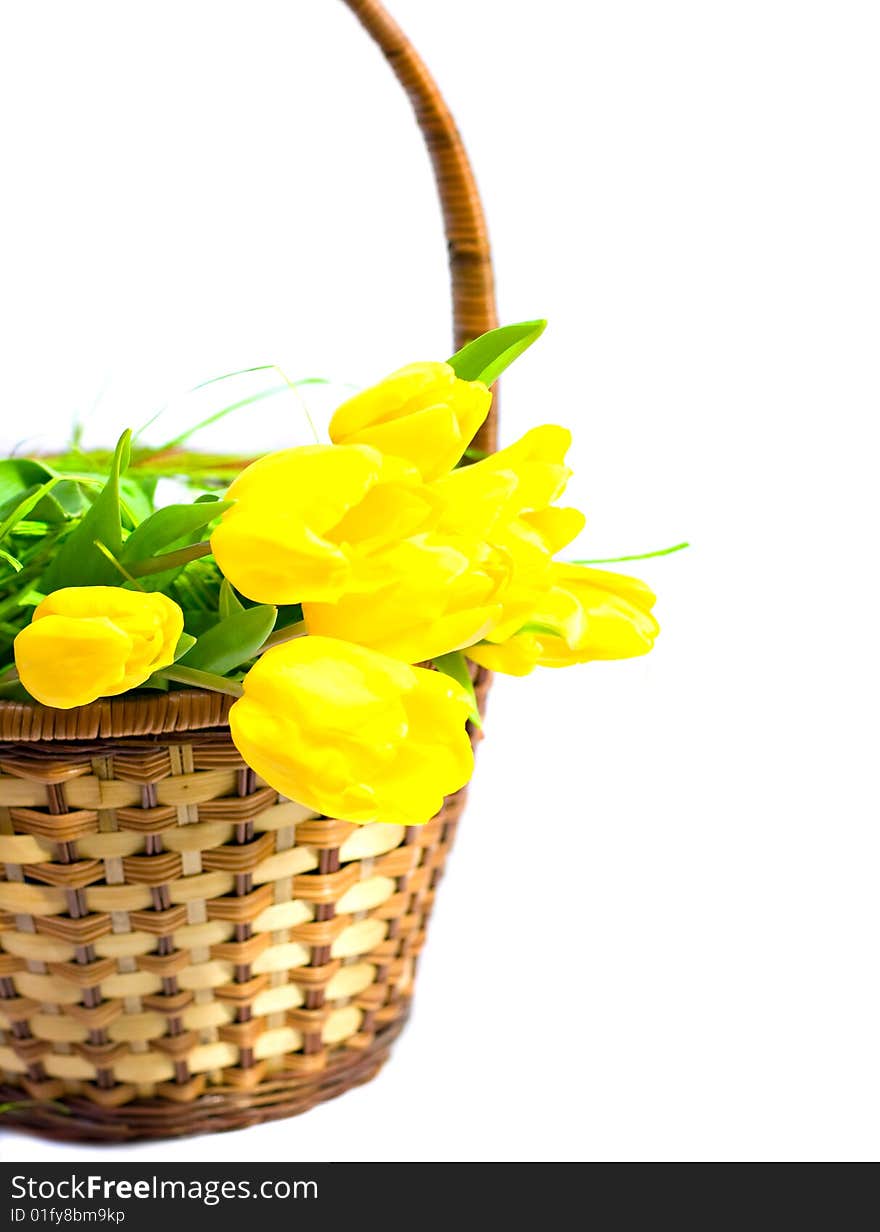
[300,425,587,663]
[426,424,585,641]
[432,424,576,536]
[229,636,474,826]
[481,519,557,643]
[14,586,183,708]
[211,444,437,604]
[303,533,507,664]
[468,563,659,676]
[329,362,492,481]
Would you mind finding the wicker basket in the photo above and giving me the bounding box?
[0,0,497,1142]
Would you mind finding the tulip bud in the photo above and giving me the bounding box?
[329,362,491,481]
[14,586,183,708]
[229,636,474,825]
[211,444,436,605]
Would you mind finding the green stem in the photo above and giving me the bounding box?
[158,665,244,697]
[2,662,244,699]
[128,540,213,577]
[572,541,690,565]
[94,541,147,590]
[154,385,289,454]
[260,620,307,651]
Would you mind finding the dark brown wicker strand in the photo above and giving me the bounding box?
[0,1017,407,1142]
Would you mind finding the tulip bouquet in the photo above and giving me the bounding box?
[0,322,660,827]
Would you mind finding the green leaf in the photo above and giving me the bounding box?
[0,486,69,526]
[50,480,88,517]
[139,672,171,692]
[40,430,132,590]
[120,501,232,566]
[0,461,42,508]
[0,476,61,545]
[173,632,198,661]
[0,680,31,702]
[0,459,53,508]
[180,604,277,675]
[14,588,45,609]
[119,476,155,527]
[433,650,482,728]
[448,320,547,386]
[517,621,565,639]
[0,461,70,525]
[92,539,145,588]
[219,579,245,620]
[182,610,221,637]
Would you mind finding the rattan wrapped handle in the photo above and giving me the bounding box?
[341,0,499,452]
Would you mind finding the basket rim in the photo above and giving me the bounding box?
[0,689,233,743]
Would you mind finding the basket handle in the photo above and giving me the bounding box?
[340,0,499,451]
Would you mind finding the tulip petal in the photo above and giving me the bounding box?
[432,467,520,537]
[211,514,351,604]
[329,363,455,439]
[553,563,657,610]
[329,362,491,480]
[465,424,573,514]
[229,700,381,823]
[330,481,438,551]
[471,559,660,672]
[15,616,134,708]
[303,534,506,664]
[467,636,540,677]
[224,444,382,533]
[336,405,462,478]
[211,443,445,605]
[520,506,586,553]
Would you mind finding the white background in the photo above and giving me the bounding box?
[1,0,878,1162]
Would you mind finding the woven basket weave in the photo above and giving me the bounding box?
[0,0,497,1142]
